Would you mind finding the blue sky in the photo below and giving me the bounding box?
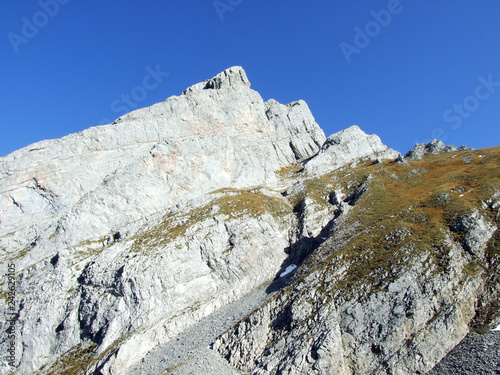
[1,1,499,157]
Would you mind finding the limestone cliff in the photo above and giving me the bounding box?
[0,67,498,375]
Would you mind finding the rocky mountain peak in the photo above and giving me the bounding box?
[1,67,498,375]
[182,66,251,94]
[0,66,325,267]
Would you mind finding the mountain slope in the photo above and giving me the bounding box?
[0,67,498,375]
[0,66,327,374]
[215,147,500,374]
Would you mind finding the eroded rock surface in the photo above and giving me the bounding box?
[0,67,325,375]
[0,67,498,375]
[405,139,470,160]
[303,125,399,175]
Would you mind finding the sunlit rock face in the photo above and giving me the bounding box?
[0,66,326,374]
[0,66,325,257]
[1,66,498,375]
[303,125,400,175]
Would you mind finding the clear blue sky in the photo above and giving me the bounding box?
[1,1,499,157]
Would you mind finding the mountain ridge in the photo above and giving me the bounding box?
[0,67,498,375]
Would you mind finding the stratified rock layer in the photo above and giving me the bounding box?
[303,125,400,175]
[0,66,325,374]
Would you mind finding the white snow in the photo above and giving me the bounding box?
[492,324,500,331]
[280,264,297,278]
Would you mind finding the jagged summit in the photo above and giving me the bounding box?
[0,67,328,270]
[182,66,251,94]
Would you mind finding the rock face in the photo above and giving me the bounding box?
[0,66,325,375]
[0,67,499,375]
[0,66,324,260]
[303,125,400,175]
[214,146,500,374]
[215,232,494,375]
[405,139,470,160]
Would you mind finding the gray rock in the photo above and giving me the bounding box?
[451,209,498,256]
[405,139,471,160]
[434,193,452,206]
[182,65,251,93]
[0,67,324,375]
[426,331,500,375]
[303,125,400,175]
[214,210,498,375]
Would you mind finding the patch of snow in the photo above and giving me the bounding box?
[321,237,327,240]
[479,155,486,158]
[459,194,465,197]
[492,324,500,331]
[280,264,297,278]
[452,154,458,158]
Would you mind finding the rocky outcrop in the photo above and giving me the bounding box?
[214,149,500,374]
[451,209,498,257]
[215,239,487,374]
[0,66,325,260]
[215,208,499,375]
[303,125,400,175]
[405,139,470,160]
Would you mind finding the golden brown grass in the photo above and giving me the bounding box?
[130,189,291,253]
[294,147,500,300]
